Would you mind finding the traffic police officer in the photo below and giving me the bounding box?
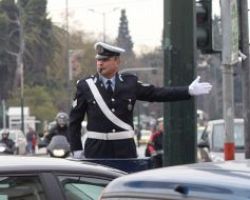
[69,42,212,159]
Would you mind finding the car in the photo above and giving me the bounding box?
[0,129,27,155]
[100,159,250,200]
[0,156,126,200]
[198,118,245,161]
[138,129,152,145]
[197,125,205,141]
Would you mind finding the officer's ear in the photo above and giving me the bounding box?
[114,56,121,64]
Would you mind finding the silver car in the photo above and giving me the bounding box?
[0,129,27,155]
[0,156,125,200]
[100,160,250,200]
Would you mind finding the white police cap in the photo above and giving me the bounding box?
[94,42,125,59]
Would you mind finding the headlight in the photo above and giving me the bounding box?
[52,149,66,157]
[0,146,6,152]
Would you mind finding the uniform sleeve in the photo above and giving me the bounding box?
[69,80,88,151]
[136,80,191,102]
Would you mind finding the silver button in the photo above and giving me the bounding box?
[111,108,115,112]
[112,129,116,133]
[93,101,96,104]
[111,98,115,102]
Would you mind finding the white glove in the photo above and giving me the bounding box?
[73,150,84,159]
[188,76,212,96]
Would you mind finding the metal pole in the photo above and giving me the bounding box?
[65,0,71,112]
[17,1,25,134]
[164,0,196,166]
[20,62,25,134]
[88,8,119,43]
[103,12,106,42]
[239,0,250,158]
[2,100,6,129]
[221,0,239,160]
[222,65,235,160]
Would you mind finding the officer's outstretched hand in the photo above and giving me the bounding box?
[188,76,212,96]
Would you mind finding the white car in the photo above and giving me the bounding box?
[0,129,27,155]
[198,118,244,161]
[138,129,152,145]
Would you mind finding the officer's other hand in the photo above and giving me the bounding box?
[73,150,83,159]
[188,76,212,96]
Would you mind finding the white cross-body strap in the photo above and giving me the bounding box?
[86,78,133,131]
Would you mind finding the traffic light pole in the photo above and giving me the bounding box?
[163,0,196,166]
[239,0,250,159]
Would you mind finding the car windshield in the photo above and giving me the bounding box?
[212,123,244,151]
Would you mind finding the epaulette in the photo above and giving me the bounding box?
[120,72,137,77]
[84,75,95,80]
[77,75,95,85]
[120,73,137,82]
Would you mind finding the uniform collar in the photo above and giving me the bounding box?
[98,74,116,85]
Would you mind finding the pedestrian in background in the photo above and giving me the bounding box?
[69,42,212,159]
[26,127,37,155]
[145,119,164,168]
[135,126,141,147]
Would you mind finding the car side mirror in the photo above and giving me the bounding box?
[197,139,209,149]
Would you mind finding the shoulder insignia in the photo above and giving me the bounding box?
[121,72,136,77]
[119,74,124,82]
[138,80,150,87]
[72,99,77,108]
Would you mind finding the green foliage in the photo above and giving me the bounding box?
[8,85,57,122]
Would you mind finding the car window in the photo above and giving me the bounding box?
[212,124,225,151]
[234,123,244,149]
[212,122,244,151]
[0,176,46,200]
[58,176,110,200]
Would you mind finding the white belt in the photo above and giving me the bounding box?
[86,131,134,140]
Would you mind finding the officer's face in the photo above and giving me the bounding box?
[96,56,120,78]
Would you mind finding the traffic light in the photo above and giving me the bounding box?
[196,0,212,53]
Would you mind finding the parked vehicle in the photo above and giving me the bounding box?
[198,118,244,161]
[47,135,71,158]
[138,129,151,145]
[0,156,126,200]
[100,159,250,200]
[0,129,27,155]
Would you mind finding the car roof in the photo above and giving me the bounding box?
[0,156,126,177]
[102,160,250,199]
[208,118,244,125]
[0,129,24,134]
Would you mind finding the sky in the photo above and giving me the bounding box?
[46,0,163,54]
